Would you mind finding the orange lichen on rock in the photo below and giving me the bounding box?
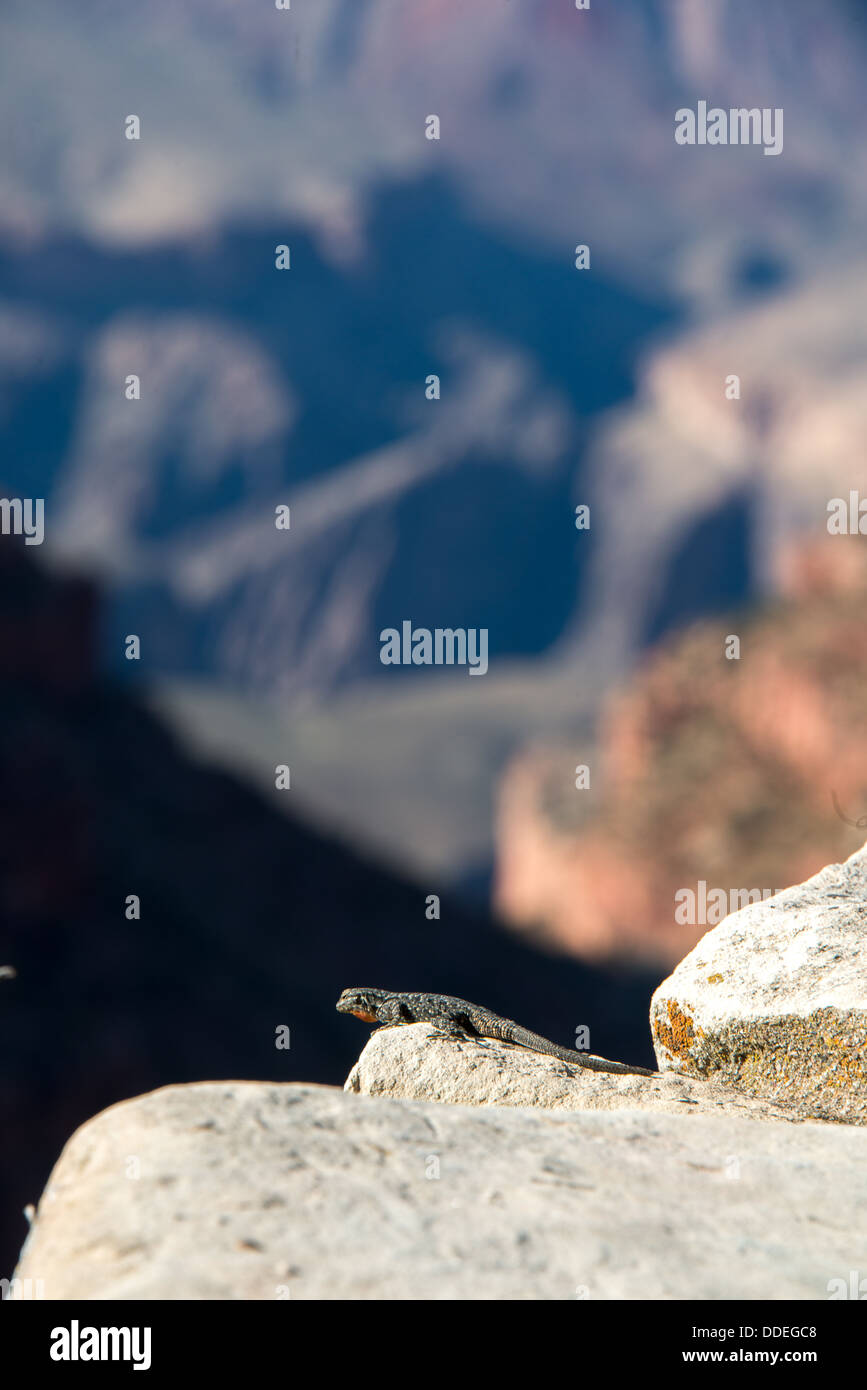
[652,1000,699,1060]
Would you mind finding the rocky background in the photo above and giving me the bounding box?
[1,0,866,890]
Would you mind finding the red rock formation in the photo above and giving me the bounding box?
[494,536,867,967]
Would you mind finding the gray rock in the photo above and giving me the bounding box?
[13,1081,867,1300]
[651,841,867,1123]
[345,1022,814,1123]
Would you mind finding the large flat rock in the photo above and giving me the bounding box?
[13,1081,867,1300]
[345,1022,813,1123]
[651,842,867,1123]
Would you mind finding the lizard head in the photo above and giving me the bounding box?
[336,987,392,1023]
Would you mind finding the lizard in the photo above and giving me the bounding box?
[336,987,655,1077]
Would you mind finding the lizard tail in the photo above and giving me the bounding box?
[502,1021,655,1077]
[476,1013,655,1078]
[575,1052,656,1077]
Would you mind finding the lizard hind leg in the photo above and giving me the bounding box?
[426,1022,472,1042]
[426,1011,493,1048]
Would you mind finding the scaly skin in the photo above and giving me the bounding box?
[336,987,655,1077]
